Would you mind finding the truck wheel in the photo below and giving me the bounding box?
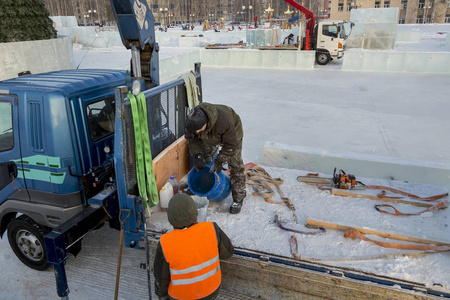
[7,216,49,271]
[316,52,330,65]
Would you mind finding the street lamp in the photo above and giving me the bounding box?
[164,7,168,27]
[284,6,292,29]
[87,9,97,26]
[265,3,274,24]
[249,5,253,27]
[189,13,195,29]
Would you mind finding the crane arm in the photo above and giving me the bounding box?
[109,0,159,88]
[283,0,316,50]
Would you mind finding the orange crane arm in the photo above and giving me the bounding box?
[283,0,316,50]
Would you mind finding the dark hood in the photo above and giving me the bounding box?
[167,194,198,229]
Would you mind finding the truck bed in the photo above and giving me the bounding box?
[146,165,450,299]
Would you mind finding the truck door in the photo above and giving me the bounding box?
[0,95,26,203]
[317,23,339,56]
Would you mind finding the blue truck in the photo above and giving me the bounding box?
[0,1,448,299]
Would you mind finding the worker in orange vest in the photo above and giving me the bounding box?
[153,194,234,300]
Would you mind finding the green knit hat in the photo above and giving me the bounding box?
[167,194,198,229]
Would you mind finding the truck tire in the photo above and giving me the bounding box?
[7,216,50,271]
[316,52,330,65]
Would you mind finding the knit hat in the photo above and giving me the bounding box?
[167,194,198,229]
[186,107,207,132]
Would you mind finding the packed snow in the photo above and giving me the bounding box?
[0,23,449,299]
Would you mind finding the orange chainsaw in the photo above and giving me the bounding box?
[297,168,364,190]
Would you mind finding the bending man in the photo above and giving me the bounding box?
[185,102,246,214]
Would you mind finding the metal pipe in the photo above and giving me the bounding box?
[131,44,142,78]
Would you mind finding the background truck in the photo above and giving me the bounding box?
[285,0,353,65]
[0,1,445,299]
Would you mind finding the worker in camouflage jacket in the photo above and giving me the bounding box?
[185,102,246,214]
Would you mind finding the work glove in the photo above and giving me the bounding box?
[209,160,223,173]
[194,155,205,171]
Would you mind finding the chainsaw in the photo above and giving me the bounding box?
[297,168,365,190]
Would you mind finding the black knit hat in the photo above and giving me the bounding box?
[186,107,207,132]
[167,194,198,229]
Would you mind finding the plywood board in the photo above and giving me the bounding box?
[152,135,190,192]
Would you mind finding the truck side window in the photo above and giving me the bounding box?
[0,102,13,152]
[322,25,338,38]
[86,98,115,141]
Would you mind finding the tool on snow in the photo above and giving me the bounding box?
[289,234,441,262]
[344,229,450,252]
[245,165,299,223]
[297,168,364,190]
[374,199,448,216]
[275,214,325,235]
[306,218,450,247]
[297,168,448,201]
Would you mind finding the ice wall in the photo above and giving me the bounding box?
[200,49,314,69]
[50,16,78,28]
[0,37,74,81]
[395,30,420,43]
[258,142,450,191]
[347,8,399,50]
[341,49,450,73]
[155,31,246,47]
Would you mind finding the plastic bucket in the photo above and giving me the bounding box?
[187,165,231,202]
[192,196,208,222]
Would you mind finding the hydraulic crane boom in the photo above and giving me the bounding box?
[283,0,316,50]
[110,0,160,88]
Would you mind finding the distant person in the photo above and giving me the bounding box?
[284,33,294,44]
[185,103,246,214]
[191,24,195,31]
[153,194,234,300]
[232,25,235,31]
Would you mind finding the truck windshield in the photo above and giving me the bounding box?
[340,23,348,39]
[86,97,115,141]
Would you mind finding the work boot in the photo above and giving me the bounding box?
[229,201,242,214]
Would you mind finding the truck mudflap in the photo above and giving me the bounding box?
[146,231,449,299]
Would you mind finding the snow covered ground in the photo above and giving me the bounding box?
[0,24,449,299]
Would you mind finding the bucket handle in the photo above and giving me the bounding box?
[214,172,220,186]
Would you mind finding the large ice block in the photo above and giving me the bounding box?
[350,7,399,24]
[347,8,399,50]
[0,37,74,81]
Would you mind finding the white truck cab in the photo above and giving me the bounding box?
[314,20,352,65]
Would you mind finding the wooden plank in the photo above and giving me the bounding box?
[152,136,190,192]
[331,189,433,207]
[306,218,450,247]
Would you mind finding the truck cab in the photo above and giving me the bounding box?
[0,69,129,270]
[313,20,351,65]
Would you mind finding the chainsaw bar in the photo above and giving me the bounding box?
[296,175,333,185]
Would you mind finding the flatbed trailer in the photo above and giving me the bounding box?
[146,231,448,299]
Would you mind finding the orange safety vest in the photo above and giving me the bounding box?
[160,222,221,300]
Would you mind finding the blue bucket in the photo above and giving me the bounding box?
[187,165,231,202]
